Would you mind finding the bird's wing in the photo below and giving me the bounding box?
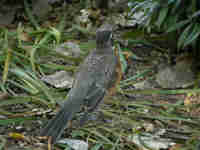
[79,83,106,125]
[77,55,118,124]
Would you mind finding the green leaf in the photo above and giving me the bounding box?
[49,27,61,44]
[165,14,178,30]
[171,0,181,13]
[0,96,49,107]
[156,7,168,28]
[166,20,190,33]
[168,0,177,4]
[0,97,31,107]
[177,23,193,49]
[0,117,35,125]
[122,29,145,39]
[10,68,54,103]
[91,144,103,150]
[191,10,200,19]
[117,44,127,73]
[8,80,39,94]
[131,1,149,13]
[183,23,200,48]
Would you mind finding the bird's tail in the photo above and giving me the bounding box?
[40,100,80,143]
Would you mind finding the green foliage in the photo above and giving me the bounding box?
[129,0,200,50]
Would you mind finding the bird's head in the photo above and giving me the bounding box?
[96,24,113,49]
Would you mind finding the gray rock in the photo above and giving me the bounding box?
[32,0,51,19]
[128,133,175,150]
[57,139,88,150]
[55,42,82,58]
[42,71,74,88]
[156,61,195,88]
[0,6,16,25]
[134,80,154,89]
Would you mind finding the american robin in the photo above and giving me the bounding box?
[40,24,122,143]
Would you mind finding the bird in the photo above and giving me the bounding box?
[40,24,122,143]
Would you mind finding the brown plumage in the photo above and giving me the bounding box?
[40,24,121,143]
